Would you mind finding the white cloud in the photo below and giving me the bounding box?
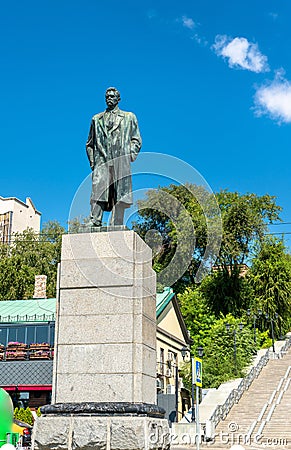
[254,71,291,123]
[213,35,269,73]
[191,33,208,47]
[182,15,195,29]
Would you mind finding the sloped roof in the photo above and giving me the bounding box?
[156,287,192,346]
[0,299,56,323]
[156,287,175,317]
[0,196,41,215]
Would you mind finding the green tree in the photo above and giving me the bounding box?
[133,183,222,292]
[178,287,216,349]
[249,237,291,336]
[0,221,65,300]
[134,185,281,310]
[216,190,281,268]
[181,315,256,388]
[200,267,254,317]
[202,191,281,316]
[23,407,33,426]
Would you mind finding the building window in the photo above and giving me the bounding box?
[0,324,55,346]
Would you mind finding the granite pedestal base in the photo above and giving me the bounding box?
[32,231,170,450]
[32,402,170,450]
[53,231,157,405]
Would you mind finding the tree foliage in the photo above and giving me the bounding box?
[178,287,216,349]
[133,185,281,295]
[216,191,281,268]
[180,314,256,389]
[249,237,291,336]
[133,183,222,291]
[134,185,283,321]
[200,268,253,317]
[0,221,65,300]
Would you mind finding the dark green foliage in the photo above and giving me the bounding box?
[133,183,221,292]
[249,237,291,336]
[134,185,281,300]
[200,268,253,317]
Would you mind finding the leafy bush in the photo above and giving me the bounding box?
[14,407,34,425]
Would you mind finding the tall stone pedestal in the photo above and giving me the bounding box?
[32,231,170,450]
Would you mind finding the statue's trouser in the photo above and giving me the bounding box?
[91,201,127,226]
[90,166,129,226]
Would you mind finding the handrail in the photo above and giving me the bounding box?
[209,344,276,427]
[277,335,291,356]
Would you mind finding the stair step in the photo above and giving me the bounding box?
[211,348,291,446]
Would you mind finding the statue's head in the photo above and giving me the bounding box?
[105,87,120,109]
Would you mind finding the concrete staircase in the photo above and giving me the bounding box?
[208,349,291,448]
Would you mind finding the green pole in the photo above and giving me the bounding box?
[0,389,13,447]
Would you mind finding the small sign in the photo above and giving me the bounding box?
[195,357,202,387]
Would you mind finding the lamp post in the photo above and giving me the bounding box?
[265,312,278,353]
[247,308,262,345]
[181,346,203,450]
[226,322,243,374]
[181,346,195,422]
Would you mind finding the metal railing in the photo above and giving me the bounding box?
[209,335,291,428]
[209,347,271,427]
[0,313,55,323]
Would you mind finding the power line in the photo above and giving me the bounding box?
[269,222,291,226]
[266,232,291,236]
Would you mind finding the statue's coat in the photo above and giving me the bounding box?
[86,108,142,210]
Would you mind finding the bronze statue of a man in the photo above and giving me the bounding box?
[86,87,142,226]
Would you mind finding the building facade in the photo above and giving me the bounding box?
[0,196,41,244]
[156,288,192,422]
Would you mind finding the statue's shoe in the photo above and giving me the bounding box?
[86,220,102,227]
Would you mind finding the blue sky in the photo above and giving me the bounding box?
[1,0,291,242]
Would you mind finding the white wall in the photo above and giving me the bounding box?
[0,196,41,235]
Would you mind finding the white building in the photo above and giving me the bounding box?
[0,196,41,243]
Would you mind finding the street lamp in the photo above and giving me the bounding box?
[181,346,188,361]
[226,322,243,374]
[265,312,278,352]
[197,346,203,358]
[180,346,195,423]
[181,346,203,450]
[247,308,262,345]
